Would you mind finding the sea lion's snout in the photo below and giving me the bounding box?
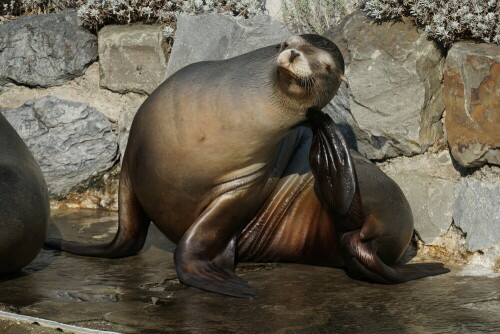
[277,47,312,80]
[289,50,300,62]
[276,35,346,108]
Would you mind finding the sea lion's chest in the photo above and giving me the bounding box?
[127,106,303,242]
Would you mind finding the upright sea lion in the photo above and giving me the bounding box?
[0,113,49,274]
[46,35,448,297]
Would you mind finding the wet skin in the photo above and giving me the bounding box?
[46,34,448,297]
[0,113,49,274]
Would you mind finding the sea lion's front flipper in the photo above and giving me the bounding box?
[174,191,259,299]
[307,108,362,231]
[307,109,449,283]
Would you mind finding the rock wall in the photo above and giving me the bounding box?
[325,11,445,160]
[0,11,498,271]
[444,42,499,168]
[1,96,117,197]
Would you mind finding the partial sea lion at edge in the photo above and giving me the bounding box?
[0,113,49,274]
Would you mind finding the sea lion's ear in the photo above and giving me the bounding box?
[307,108,359,223]
[340,74,349,87]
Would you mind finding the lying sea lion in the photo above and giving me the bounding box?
[0,113,49,274]
[46,35,448,297]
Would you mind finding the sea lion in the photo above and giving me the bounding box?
[0,113,49,274]
[46,34,448,297]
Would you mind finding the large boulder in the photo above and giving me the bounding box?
[1,96,117,197]
[99,24,169,94]
[387,172,455,244]
[165,14,292,77]
[454,178,500,251]
[444,42,500,168]
[0,10,97,87]
[325,11,445,160]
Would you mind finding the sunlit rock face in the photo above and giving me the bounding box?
[454,178,500,251]
[164,13,292,78]
[324,11,445,160]
[98,24,169,95]
[387,171,456,244]
[444,42,500,168]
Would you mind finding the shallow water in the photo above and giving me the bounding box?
[1,209,499,333]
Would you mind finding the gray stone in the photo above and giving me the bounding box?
[0,96,117,197]
[0,62,147,123]
[324,11,445,160]
[444,42,500,168]
[118,105,137,161]
[99,24,169,94]
[388,172,455,244]
[265,0,284,21]
[165,14,292,78]
[454,178,500,251]
[378,150,462,183]
[0,10,97,87]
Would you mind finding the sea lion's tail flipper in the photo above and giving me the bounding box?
[44,162,151,258]
[307,108,449,283]
[174,192,259,299]
[340,230,450,283]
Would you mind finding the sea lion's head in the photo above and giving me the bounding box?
[275,34,346,110]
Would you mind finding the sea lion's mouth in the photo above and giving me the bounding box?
[278,66,316,89]
[278,66,298,79]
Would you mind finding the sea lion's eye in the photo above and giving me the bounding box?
[279,42,289,51]
[322,61,332,72]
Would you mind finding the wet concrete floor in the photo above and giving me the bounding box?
[1,209,499,333]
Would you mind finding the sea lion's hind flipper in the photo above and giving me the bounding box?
[44,162,151,258]
[174,192,259,299]
[341,230,450,283]
[307,110,449,282]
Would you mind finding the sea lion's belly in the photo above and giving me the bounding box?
[124,97,302,242]
[126,137,262,243]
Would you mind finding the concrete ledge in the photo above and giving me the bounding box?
[0,311,120,334]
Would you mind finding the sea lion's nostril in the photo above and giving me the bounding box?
[289,50,300,63]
